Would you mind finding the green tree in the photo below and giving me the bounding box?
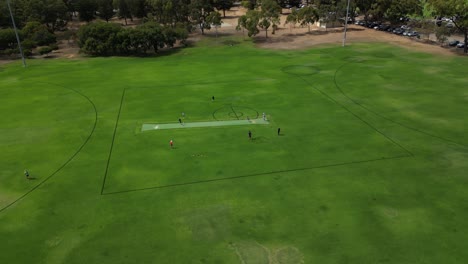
[38,45,54,56]
[314,0,342,31]
[420,0,435,19]
[128,0,148,18]
[77,0,97,22]
[206,11,222,38]
[383,0,421,24]
[236,9,260,37]
[355,0,376,22]
[190,0,215,35]
[147,0,191,26]
[0,2,10,27]
[42,0,69,31]
[284,7,298,32]
[22,21,56,46]
[137,21,165,52]
[63,0,79,18]
[297,5,319,33]
[429,0,468,53]
[435,25,451,46]
[77,21,121,55]
[97,0,115,22]
[241,0,257,10]
[214,0,234,17]
[0,28,19,50]
[259,0,281,37]
[116,0,132,24]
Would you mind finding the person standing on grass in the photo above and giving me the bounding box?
[170,139,174,148]
[248,130,252,140]
[24,170,29,179]
[263,112,266,120]
[212,96,215,101]
[182,112,185,118]
[179,118,182,125]
[277,127,281,135]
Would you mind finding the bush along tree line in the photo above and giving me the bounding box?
[1,0,468,55]
[77,21,188,55]
[0,0,233,57]
[0,21,57,56]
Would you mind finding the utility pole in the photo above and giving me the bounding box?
[342,0,351,47]
[7,0,27,67]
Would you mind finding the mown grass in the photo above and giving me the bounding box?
[0,37,467,263]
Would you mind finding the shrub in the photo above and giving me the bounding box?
[39,46,54,56]
[22,22,56,46]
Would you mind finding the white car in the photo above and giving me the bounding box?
[457,42,465,48]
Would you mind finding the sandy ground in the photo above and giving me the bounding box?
[218,7,464,57]
[1,7,466,65]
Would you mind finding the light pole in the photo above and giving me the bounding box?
[7,0,26,67]
[342,0,351,47]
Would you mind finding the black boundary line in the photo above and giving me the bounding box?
[0,83,98,213]
[102,68,414,195]
[100,88,126,195]
[333,62,468,149]
[230,104,240,120]
[298,75,414,157]
[102,155,411,195]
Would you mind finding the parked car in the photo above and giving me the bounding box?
[393,28,404,35]
[355,20,366,26]
[448,40,460,46]
[379,25,391,31]
[407,31,419,37]
[457,42,465,48]
[368,22,380,28]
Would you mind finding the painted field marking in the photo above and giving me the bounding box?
[141,118,269,132]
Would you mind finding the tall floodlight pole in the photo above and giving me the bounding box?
[342,0,351,47]
[7,0,26,67]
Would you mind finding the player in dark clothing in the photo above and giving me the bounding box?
[179,118,182,125]
[24,170,29,179]
[248,130,252,140]
[212,96,215,101]
[277,128,280,135]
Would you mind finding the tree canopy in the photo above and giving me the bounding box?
[429,0,468,53]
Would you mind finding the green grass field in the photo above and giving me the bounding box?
[1,38,468,263]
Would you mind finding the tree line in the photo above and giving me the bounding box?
[236,0,467,53]
[0,0,467,56]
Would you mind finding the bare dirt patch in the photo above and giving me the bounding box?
[217,7,464,57]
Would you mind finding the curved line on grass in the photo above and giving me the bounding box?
[0,82,98,213]
[333,61,468,148]
[293,75,414,156]
[212,105,259,121]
